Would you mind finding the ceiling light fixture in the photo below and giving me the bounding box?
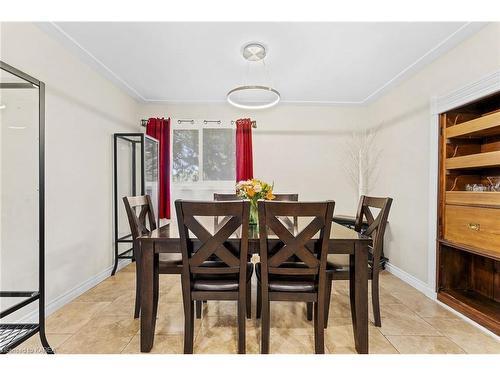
[0,104,6,110]
[226,42,280,110]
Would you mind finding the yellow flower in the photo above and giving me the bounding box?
[265,189,275,200]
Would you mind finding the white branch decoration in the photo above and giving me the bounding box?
[343,128,381,198]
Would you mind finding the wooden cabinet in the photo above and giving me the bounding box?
[437,92,500,335]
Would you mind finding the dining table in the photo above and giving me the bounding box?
[137,221,372,354]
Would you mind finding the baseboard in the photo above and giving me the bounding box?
[384,262,436,299]
[20,259,131,322]
[385,262,500,341]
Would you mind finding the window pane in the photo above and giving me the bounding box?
[203,128,235,181]
[172,129,199,183]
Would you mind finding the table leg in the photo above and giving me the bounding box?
[140,241,156,352]
[350,241,368,354]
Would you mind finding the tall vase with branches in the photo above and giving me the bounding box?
[343,128,380,198]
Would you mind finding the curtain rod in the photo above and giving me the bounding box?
[140,119,257,128]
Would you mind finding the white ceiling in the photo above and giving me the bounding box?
[39,22,486,104]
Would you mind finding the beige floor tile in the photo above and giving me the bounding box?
[34,257,498,355]
[379,272,418,294]
[325,324,398,354]
[11,333,72,354]
[385,335,465,354]
[268,330,316,354]
[97,292,137,317]
[423,318,500,354]
[56,316,139,354]
[57,333,133,354]
[391,291,457,319]
[121,334,184,354]
[159,275,182,301]
[75,272,135,302]
[377,305,442,336]
[155,302,203,336]
[46,301,110,334]
[119,263,136,273]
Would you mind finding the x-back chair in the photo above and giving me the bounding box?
[175,200,252,354]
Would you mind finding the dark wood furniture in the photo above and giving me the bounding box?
[257,200,335,354]
[175,200,252,354]
[437,93,500,335]
[324,196,392,328]
[333,214,389,269]
[137,215,371,353]
[123,195,183,318]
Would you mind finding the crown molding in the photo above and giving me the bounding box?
[434,69,500,114]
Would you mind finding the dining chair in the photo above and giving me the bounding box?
[213,192,299,319]
[175,199,252,354]
[123,195,185,319]
[324,195,392,327]
[256,200,335,354]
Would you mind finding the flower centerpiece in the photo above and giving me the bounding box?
[236,178,275,225]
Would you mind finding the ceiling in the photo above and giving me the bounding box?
[39,22,486,104]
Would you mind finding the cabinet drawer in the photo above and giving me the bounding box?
[444,205,500,256]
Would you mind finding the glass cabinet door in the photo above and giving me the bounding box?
[144,135,159,223]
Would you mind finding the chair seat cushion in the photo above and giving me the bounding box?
[326,255,373,280]
[159,253,182,265]
[192,262,254,291]
[255,263,316,292]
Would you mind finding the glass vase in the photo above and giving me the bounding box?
[249,199,258,226]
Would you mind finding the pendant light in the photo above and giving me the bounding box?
[226,42,280,110]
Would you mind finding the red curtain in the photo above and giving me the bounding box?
[146,117,171,219]
[235,118,254,181]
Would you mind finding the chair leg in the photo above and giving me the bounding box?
[324,276,332,328]
[134,253,141,319]
[246,281,252,319]
[306,302,313,321]
[238,290,246,354]
[256,282,262,319]
[314,302,325,354]
[261,295,270,354]
[183,300,195,354]
[372,272,381,327]
[195,300,202,319]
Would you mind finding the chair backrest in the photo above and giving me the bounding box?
[175,200,250,281]
[273,194,299,231]
[258,200,335,285]
[213,192,299,231]
[354,196,392,266]
[123,195,157,240]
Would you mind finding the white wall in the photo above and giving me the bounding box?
[362,23,500,287]
[138,103,365,219]
[0,22,139,320]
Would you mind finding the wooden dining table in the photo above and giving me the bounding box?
[137,221,372,354]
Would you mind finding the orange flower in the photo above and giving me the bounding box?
[265,189,275,200]
[245,186,255,198]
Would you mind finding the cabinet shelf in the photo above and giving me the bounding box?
[445,150,500,170]
[437,289,500,336]
[446,111,500,139]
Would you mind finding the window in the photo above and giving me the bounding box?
[172,121,235,185]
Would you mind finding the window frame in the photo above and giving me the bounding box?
[170,119,236,189]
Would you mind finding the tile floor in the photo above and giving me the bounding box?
[15,263,500,354]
